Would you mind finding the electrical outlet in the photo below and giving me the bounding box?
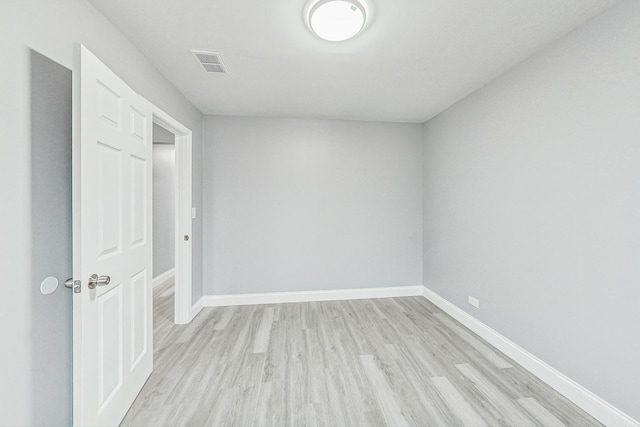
[468,296,479,308]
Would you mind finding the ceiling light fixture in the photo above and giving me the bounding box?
[308,0,367,42]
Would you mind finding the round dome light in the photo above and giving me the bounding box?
[308,0,367,42]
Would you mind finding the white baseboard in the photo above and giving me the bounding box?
[190,296,204,321]
[203,285,423,307]
[153,268,175,288]
[421,286,639,427]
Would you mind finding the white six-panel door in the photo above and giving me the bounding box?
[73,44,153,426]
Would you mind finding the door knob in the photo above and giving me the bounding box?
[88,274,111,289]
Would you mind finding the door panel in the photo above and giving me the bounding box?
[96,81,122,127]
[96,143,122,259]
[130,107,147,143]
[130,155,147,247]
[73,44,153,426]
[97,285,123,409]
[130,269,148,371]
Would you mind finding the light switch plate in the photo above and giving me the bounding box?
[192,207,197,219]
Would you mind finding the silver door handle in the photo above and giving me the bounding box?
[88,274,111,289]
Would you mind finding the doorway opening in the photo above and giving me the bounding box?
[152,108,193,325]
[152,123,177,327]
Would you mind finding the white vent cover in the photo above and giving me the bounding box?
[191,50,227,74]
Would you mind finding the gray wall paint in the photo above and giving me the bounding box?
[30,51,73,427]
[0,0,203,424]
[204,116,423,295]
[153,122,176,144]
[422,1,640,420]
[153,143,176,278]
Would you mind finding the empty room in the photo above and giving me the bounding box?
[2,0,639,426]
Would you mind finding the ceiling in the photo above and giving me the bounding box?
[88,0,619,123]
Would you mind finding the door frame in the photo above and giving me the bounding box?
[151,105,193,325]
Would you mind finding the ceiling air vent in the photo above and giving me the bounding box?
[191,50,227,74]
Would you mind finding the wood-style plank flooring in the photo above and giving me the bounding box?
[121,280,601,426]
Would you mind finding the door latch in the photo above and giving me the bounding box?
[64,278,82,293]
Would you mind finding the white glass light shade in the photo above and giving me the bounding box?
[309,0,366,42]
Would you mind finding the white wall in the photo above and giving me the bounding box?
[153,143,176,278]
[0,1,203,425]
[204,116,423,295]
[422,1,640,420]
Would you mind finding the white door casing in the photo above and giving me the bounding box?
[73,45,153,426]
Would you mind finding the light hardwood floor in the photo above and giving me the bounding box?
[121,280,601,427]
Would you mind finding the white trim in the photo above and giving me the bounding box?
[421,286,640,427]
[151,105,193,325]
[190,297,204,321]
[152,268,175,288]
[173,131,193,325]
[203,285,423,307]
